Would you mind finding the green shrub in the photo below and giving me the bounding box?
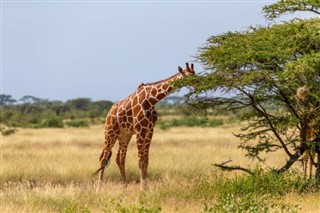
[158,116,224,130]
[200,171,306,213]
[207,119,224,127]
[66,120,89,128]
[202,170,320,197]
[203,194,299,213]
[158,121,170,130]
[112,201,161,213]
[193,170,320,207]
[178,116,208,127]
[40,117,64,128]
[225,116,241,124]
[63,204,90,213]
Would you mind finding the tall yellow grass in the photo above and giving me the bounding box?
[1,125,319,212]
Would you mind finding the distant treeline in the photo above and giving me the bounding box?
[0,94,247,129]
[0,94,114,128]
[0,94,185,128]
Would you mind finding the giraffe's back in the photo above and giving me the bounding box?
[106,86,158,135]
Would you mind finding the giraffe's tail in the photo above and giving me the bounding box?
[92,151,112,176]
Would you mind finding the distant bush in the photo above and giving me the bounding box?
[39,117,64,128]
[207,118,224,127]
[225,116,241,125]
[158,116,224,130]
[66,120,89,128]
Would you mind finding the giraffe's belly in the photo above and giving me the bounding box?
[119,122,135,135]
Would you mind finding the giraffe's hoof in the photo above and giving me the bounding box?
[140,180,149,191]
[95,181,102,193]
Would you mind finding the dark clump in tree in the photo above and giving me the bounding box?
[179,1,320,178]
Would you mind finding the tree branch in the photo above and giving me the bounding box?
[213,159,254,175]
[276,145,305,173]
[237,87,293,158]
[256,102,293,158]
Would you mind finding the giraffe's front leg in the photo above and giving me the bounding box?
[136,128,154,191]
[116,148,127,186]
[136,136,148,190]
[116,146,129,186]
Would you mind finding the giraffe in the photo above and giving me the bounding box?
[302,120,319,178]
[303,128,317,178]
[296,86,319,178]
[94,63,195,190]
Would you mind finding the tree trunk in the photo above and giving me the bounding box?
[315,141,320,179]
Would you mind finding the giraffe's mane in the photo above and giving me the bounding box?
[138,73,180,88]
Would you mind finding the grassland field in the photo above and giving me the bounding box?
[1,122,320,212]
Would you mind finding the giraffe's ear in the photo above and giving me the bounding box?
[178,66,183,73]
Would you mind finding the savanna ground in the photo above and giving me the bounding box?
[1,122,320,212]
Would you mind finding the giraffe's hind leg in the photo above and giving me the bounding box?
[95,122,119,192]
[303,151,309,178]
[95,151,112,191]
[309,151,316,179]
[116,133,132,187]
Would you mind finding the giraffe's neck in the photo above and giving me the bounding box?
[139,73,183,105]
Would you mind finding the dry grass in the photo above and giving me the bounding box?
[1,125,319,212]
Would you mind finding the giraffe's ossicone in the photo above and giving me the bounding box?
[94,63,195,190]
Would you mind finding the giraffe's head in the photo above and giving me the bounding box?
[178,63,195,77]
[296,85,309,101]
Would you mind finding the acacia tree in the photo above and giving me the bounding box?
[182,1,320,177]
[0,94,16,105]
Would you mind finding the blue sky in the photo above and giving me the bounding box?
[1,0,315,102]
